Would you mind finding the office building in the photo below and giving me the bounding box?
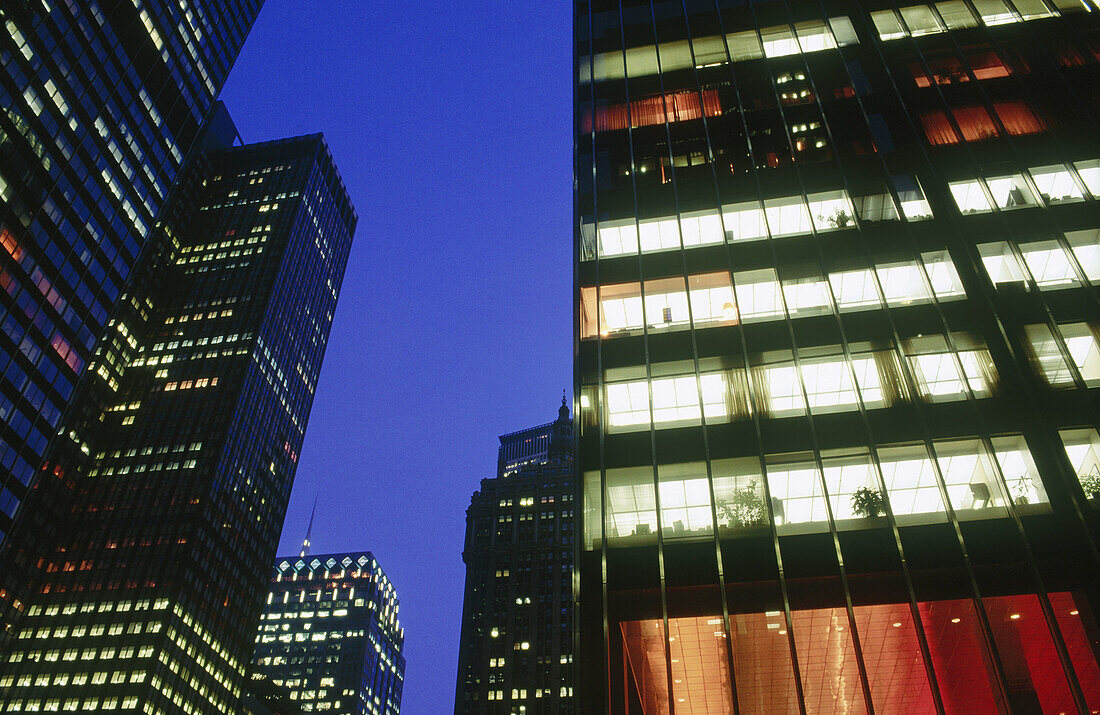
[252,551,405,715]
[0,0,263,551]
[575,0,1100,711]
[0,117,356,712]
[455,398,575,712]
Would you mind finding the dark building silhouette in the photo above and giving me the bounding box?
[252,550,405,715]
[0,0,263,554]
[0,106,356,711]
[575,0,1100,711]
[454,399,576,713]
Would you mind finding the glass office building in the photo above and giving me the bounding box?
[575,0,1100,711]
[252,552,405,715]
[454,399,575,712]
[0,1,263,550]
[0,123,356,712]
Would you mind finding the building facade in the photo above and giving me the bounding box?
[455,399,576,713]
[252,552,405,715]
[0,0,263,551]
[0,121,356,712]
[575,0,1100,711]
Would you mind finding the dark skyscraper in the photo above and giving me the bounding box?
[576,0,1100,711]
[0,110,356,711]
[454,399,575,713]
[252,551,405,715]
[0,1,264,550]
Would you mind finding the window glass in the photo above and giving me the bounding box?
[1010,0,1055,18]
[1060,323,1100,387]
[1059,428,1100,497]
[950,179,992,213]
[765,455,828,532]
[764,197,813,237]
[872,10,907,39]
[934,439,1010,515]
[598,221,638,257]
[801,358,860,414]
[700,373,730,420]
[638,216,681,252]
[734,269,784,322]
[877,262,932,306]
[973,0,1018,25]
[851,354,887,407]
[644,277,690,331]
[605,467,658,542]
[782,278,832,317]
[679,211,724,248]
[712,458,769,531]
[922,251,966,299]
[991,436,1049,506]
[985,173,1037,209]
[651,375,703,423]
[658,463,713,538]
[879,444,947,519]
[808,190,856,231]
[725,30,764,62]
[1066,230,1100,282]
[1029,165,1085,204]
[936,1,980,28]
[721,201,768,242]
[1074,160,1100,197]
[795,20,840,53]
[583,470,602,549]
[893,175,934,220]
[822,450,879,521]
[1019,241,1081,289]
[761,364,805,416]
[829,269,880,311]
[689,273,737,327]
[1024,324,1075,386]
[854,192,899,222]
[598,282,644,335]
[606,380,651,427]
[901,6,944,35]
[761,24,801,58]
[580,287,598,338]
[979,242,1026,284]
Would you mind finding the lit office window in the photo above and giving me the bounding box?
[973,0,1018,25]
[877,262,932,306]
[985,173,1038,209]
[922,251,966,299]
[906,335,993,400]
[722,201,768,242]
[735,269,784,321]
[822,451,883,522]
[580,287,598,338]
[1066,230,1100,282]
[765,456,829,530]
[893,175,934,220]
[800,358,860,413]
[711,458,769,530]
[1058,428,1100,497]
[991,436,1049,506]
[829,269,880,311]
[658,464,714,538]
[689,273,738,326]
[808,191,856,231]
[1074,160,1100,197]
[679,212,724,248]
[950,180,993,213]
[1060,323,1100,387]
[853,192,900,222]
[606,381,651,427]
[1024,324,1076,386]
[1030,165,1085,204]
[763,364,806,416]
[598,222,638,257]
[604,467,658,541]
[644,278,690,331]
[979,242,1027,284]
[871,10,908,40]
[651,376,703,423]
[878,445,947,518]
[1019,241,1082,289]
[783,278,832,317]
[598,283,644,336]
[851,355,887,407]
[901,5,945,34]
[639,216,681,253]
[936,1,981,29]
[764,197,813,237]
[934,439,1010,515]
[1011,0,1056,18]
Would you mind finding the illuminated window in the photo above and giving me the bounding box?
[679,211,724,248]
[973,0,1017,25]
[877,261,932,306]
[598,283,644,336]
[638,216,681,253]
[807,191,856,231]
[606,381,650,427]
[1066,230,1100,281]
[605,467,658,540]
[764,197,813,237]
[893,175,934,220]
[782,278,832,317]
[853,192,900,222]
[985,173,1037,209]
[1060,323,1100,387]
[979,242,1026,284]
[922,251,966,299]
[1024,324,1076,386]
[658,464,714,537]
[765,456,828,530]
[992,436,1048,506]
[1019,240,1081,289]
[906,335,993,400]
[800,358,860,413]
[937,1,980,28]
[949,179,993,213]
[1059,428,1100,497]
[1029,165,1085,204]
[935,439,1010,514]
[901,5,944,34]
[651,375,703,422]
[722,201,768,242]
[871,10,908,40]
[763,364,805,416]
[878,445,946,518]
[711,458,768,530]
[688,273,737,326]
[822,450,880,520]
[644,278,690,330]
[597,222,638,257]
[734,269,784,322]
[829,269,880,311]
[1074,160,1100,197]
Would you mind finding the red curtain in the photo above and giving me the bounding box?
[920,110,960,145]
[953,105,1000,141]
[583,89,721,132]
[994,101,1046,135]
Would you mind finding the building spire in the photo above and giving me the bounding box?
[300,497,317,559]
[559,389,569,421]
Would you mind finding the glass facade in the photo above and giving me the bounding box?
[0,0,262,554]
[455,400,575,712]
[0,125,356,712]
[252,552,405,715]
[574,0,1100,711]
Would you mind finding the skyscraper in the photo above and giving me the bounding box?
[0,0,263,550]
[0,113,356,711]
[575,0,1100,711]
[252,551,405,715]
[454,398,575,712]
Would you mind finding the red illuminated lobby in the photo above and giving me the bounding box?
[573,0,1100,711]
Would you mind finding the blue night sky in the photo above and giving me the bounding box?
[220,1,572,710]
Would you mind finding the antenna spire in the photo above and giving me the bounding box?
[300,496,318,558]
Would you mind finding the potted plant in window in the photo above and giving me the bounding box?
[716,481,767,530]
[851,486,886,518]
[1080,466,1100,499]
[1011,477,1033,506]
